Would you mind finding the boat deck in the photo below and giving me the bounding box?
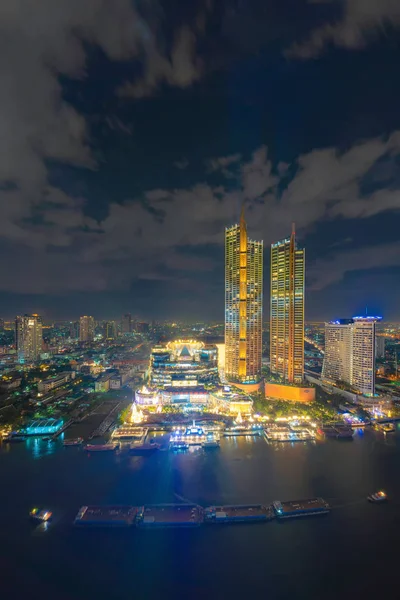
[74,505,138,527]
[206,504,274,522]
[274,498,330,518]
[138,504,203,527]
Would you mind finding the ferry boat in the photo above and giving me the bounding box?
[170,441,189,452]
[63,437,83,446]
[368,491,387,503]
[84,443,119,452]
[30,508,52,522]
[169,422,207,446]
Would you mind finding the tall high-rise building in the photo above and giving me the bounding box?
[105,321,117,340]
[270,225,305,384]
[225,207,263,384]
[121,313,132,334]
[15,314,43,362]
[79,316,95,343]
[322,316,381,395]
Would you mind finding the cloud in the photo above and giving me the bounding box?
[277,131,400,228]
[1,128,400,296]
[208,153,242,172]
[118,25,203,99]
[287,0,400,58]
[309,241,400,290]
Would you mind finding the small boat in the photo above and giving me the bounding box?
[63,437,83,446]
[381,423,396,433]
[30,508,52,522]
[202,440,220,449]
[368,491,387,503]
[84,443,119,452]
[3,435,26,443]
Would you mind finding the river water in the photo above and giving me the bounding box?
[1,428,399,600]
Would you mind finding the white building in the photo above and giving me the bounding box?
[38,371,73,393]
[322,317,381,396]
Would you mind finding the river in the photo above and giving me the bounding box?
[1,427,399,599]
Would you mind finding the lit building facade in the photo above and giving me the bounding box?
[150,340,218,389]
[15,314,43,363]
[270,225,305,384]
[225,207,263,384]
[322,316,381,395]
[79,316,95,343]
[105,321,117,340]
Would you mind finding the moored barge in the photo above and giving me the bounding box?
[74,505,138,527]
[204,504,274,523]
[273,498,330,519]
[137,504,203,528]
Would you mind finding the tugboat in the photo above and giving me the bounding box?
[367,490,387,503]
[29,508,53,522]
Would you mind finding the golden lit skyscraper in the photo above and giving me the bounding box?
[270,225,305,384]
[225,207,263,384]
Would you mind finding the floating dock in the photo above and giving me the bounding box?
[137,504,203,528]
[204,504,274,523]
[74,505,138,527]
[273,498,330,519]
[264,428,315,442]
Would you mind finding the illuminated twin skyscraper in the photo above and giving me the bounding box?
[225,207,263,384]
[225,211,305,388]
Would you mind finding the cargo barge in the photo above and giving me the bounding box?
[204,504,274,523]
[74,505,138,527]
[137,504,203,528]
[273,498,330,519]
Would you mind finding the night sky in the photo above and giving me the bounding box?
[1,0,400,321]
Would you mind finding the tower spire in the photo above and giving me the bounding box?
[240,203,246,226]
[291,222,296,238]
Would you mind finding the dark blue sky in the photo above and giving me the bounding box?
[1,0,399,321]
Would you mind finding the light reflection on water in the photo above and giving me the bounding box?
[25,436,61,459]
